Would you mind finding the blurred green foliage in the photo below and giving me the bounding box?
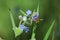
[0,0,60,40]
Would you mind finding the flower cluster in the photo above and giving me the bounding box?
[18,10,41,33]
[20,24,29,33]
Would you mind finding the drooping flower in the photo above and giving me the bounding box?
[33,12,39,21]
[23,16,27,21]
[20,24,25,30]
[24,27,30,33]
[26,10,32,15]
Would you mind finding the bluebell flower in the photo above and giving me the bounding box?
[20,24,25,30]
[24,27,30,33]
[33,12,39,21]
[26,10,32,15]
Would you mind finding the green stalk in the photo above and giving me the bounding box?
[31,1,39,39]
[9,11,23,37]
[31,25,36,40]
[9,11,17,33]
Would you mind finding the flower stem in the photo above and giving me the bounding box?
[31,24,36,39]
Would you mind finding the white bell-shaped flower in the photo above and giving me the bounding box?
[23,16,27,21]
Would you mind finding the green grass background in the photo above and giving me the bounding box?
[0,0,60,40]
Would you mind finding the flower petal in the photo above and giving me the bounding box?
[20,24,25,30]
[23,16,27,21]
[33,12,39,21]
[26,10,32,15]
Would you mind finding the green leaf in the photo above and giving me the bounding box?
[37,0,39,13]
[9,11,16,31]
[52,31,55,40]
[19,10,27,16]
[43,20,55,40]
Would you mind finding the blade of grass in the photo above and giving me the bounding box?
[43,20,55,40]
[30,33,35,40]
[9,11,17,32]
[52,31,55,40]
[37,0,39,13]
